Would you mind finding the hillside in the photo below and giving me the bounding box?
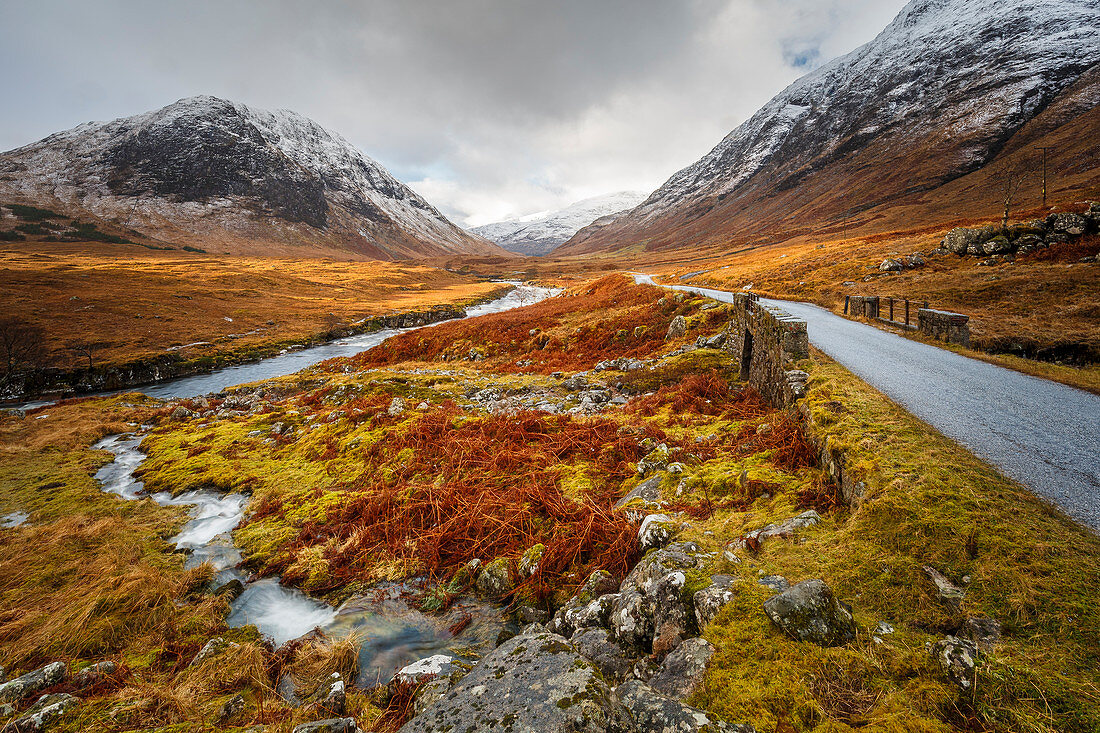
[558,0,1100,257]
[0,96,505,260]
[472,191,646,256]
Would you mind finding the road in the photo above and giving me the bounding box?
[635,275,1100,531]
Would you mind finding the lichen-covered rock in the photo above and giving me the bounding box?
[966,617,1002,651]
[413,677,454,716]
[0,662,67,704]
[942,226,995,255]
[693,575,737,630]
[762,579,855,647]
[293,718,359,733]
[387,397,406,416]
[981,235,1013,255]
[735,511,820,551]
[571,628,637,683]
[615,474,665,510]
[650,571,690,656]
[639,513,676,551]
[475,557,514,599]
[666,316,688,340]
[931,636,980,691]
[617,680,755,733]
[637,444,672,477]
[72,661,116,688]
[5,693,78,733]
[648,638,715,700]
[393,655,461,686]
[922,565,965,607]
[610,543,709,651]
[879,258,903,272]
[519,544,546,577]
[399,630,632,733]
[547,569,620,637]
[215,693,246,724]
[609,585,653,649]
[190,637,239,666]
[757,575,789,593]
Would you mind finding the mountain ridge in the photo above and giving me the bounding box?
[0,95,504,260]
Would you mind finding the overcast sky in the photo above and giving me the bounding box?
[0,0,907,226]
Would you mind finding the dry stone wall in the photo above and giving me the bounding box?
[718,293,809,407]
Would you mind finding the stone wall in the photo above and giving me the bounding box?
[719,293,810,407]
[846,295,879,320]
[918,309,970,347]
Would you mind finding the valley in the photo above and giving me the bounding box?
[1,0,1099,732]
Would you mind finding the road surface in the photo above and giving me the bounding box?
[636,275,1100,531]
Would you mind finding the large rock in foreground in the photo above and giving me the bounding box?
[617,680,755,732]
[762,579,856,647]
[399,630,632,733]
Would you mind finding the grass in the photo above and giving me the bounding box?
[0,243,510,373]
[685,354,1100,733]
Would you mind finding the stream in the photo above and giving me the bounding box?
[87,283,556,684]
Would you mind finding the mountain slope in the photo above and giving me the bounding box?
[559,0,1100,256]
[0,96,503,259]
[472,191,646,256]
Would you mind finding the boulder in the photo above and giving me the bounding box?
[71,661,116,688]
[547,569,620,637]
[762,579,856,647]
[1048,212,1088,236]
[637,444,671,477]
[931,636,980,691]
[878,259,903,272]
[215,693,246,724]
[387,397,406,417]
[648,638,715,700]
[519,544,545,577]
[475,558,514,599]
[966,617,1002,651]
[609,585,653,650]
[571,628,637,683]
[399,631,632,733]
[1015,234,1044,251]
[922,565,965,608]
[190,637,239,667]
[615,474,665,510]
[609,543,708,651]
[941,226,994,255]
[735,510,821,551]
[293,719,359,733]
[639,514,676,551]
[616,680,755,733]
[666,316,688,340]
[693,575,737,630]
[393,655,461,686]
[981,236,1013,255]
[4,693,77,733]
[649,571,691,658]
[0,662,67,704]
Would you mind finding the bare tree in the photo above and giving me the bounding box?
[69,340,103,370]
[0,317,47,382]
[990,160,1033,230]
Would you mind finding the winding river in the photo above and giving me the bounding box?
[89,283,556,683]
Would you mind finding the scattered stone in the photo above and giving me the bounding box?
[735,510,821,551]
[399,630,632,733]
[617,680,755,733]
[879,258,904,272]
[966,617,1002,651]
[322,674,346,715]
[615,474,665,510]
[648,638,715,700]
[190,637,239,667]
[293,718,359,733]
[5,693,78,733]
[170,406,193,421]
[1048,212,1088,236]
[905,253,927,268]
[637,444,671,476]
[0,662,67,704]
[666,316,688,340]
[763,579,856,647]
[387,397,406,416]
[981,235,1013,255]
[874,621,895,637]
[548,570,620,637]
[215,693,246,724]
[694,575,737,630]
[516,606,549,625]
[571,628,636,683]
[519,544,545,577]
[475,557,514,599]
[922,565,965,607]
[71,661,116,688]
[639,514,676,551]
[214,578,246,601]
[931,636,980,691]
[757,575,789,593]
[393,655,461,686]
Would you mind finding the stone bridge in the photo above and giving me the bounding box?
[718,293,810,407]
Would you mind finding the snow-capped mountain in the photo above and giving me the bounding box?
[560,0,1100,256]
[472,191,646,256]
[0,96,502,259]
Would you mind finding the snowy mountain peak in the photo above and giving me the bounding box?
[473,191,647,256]
[0,96,500,259]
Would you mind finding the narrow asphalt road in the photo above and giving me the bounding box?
[637,275,1100,532]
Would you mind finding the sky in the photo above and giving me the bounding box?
[0,0,908,227]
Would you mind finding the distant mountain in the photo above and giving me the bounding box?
[472,191,646,256]
[0,95,503,259]
[559,0,1100,256]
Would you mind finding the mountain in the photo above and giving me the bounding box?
[0,96,503,259]
[558,0,1100,257]
[472,191,646,256]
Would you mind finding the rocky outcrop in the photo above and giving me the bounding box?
[940,205,1099,259]
[292,718,359,733]
[762,579,856,647]
[399,630,633,733]
[693,575,737,631]
[931,636,980,691]
[0,662,66,704]
[617,680,755,733]
[4,693,78,733]
[648,638,715,700]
